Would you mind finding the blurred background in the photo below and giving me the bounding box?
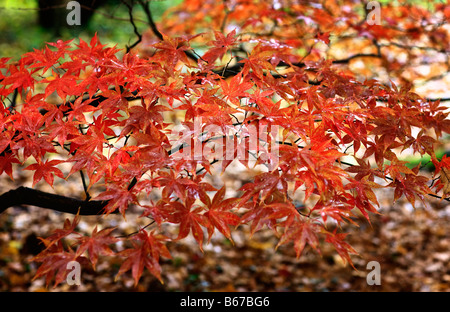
[0,0,182,60]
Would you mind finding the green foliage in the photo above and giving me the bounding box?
[0,0,182,60]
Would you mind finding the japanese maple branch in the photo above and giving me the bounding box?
[338,160,450,202]
[374,96,450,103]
[213,52,381,79]
[271,141,450,203]
[330,53,381,65]
[0,186,110,215]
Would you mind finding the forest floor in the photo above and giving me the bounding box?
[1,166,449,292]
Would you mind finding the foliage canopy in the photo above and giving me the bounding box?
[0,0,449,286]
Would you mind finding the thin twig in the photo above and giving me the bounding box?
[123,0,142,53]
[115,220,156,238]
[79,170,91,201]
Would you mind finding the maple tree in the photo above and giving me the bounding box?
[0,0,450,287]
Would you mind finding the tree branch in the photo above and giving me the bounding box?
[139,0,199,63]
[0,186,109,215]
[337,160,450,202]
[213,53,381,79]
[330,53,381,65]
[123,0,142,53]
[139,0,162,41]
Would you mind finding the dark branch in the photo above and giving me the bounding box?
[10,88,18,110]
[213,53,381,79]
[213,62,244,78]
[0,186,109,215]
[375,96,450,103]
[123,0,142,53]
[139,0,163,41]
[330,53,381,65]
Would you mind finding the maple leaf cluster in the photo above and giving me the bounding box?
[0,0,449,286]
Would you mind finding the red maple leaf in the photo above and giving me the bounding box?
[276,215,321,258]
[116,229,171,285]
[24,159,65,187]
[204,186,240,242]
[166,197,210,250]
[325,230,358,268]
[76,226,118,269]
[95,184,137,216]
[32,241,87,288]
[202,29,237,63]
[316,32,330,44]
[40,214,81,249]
[0,153,20,180]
